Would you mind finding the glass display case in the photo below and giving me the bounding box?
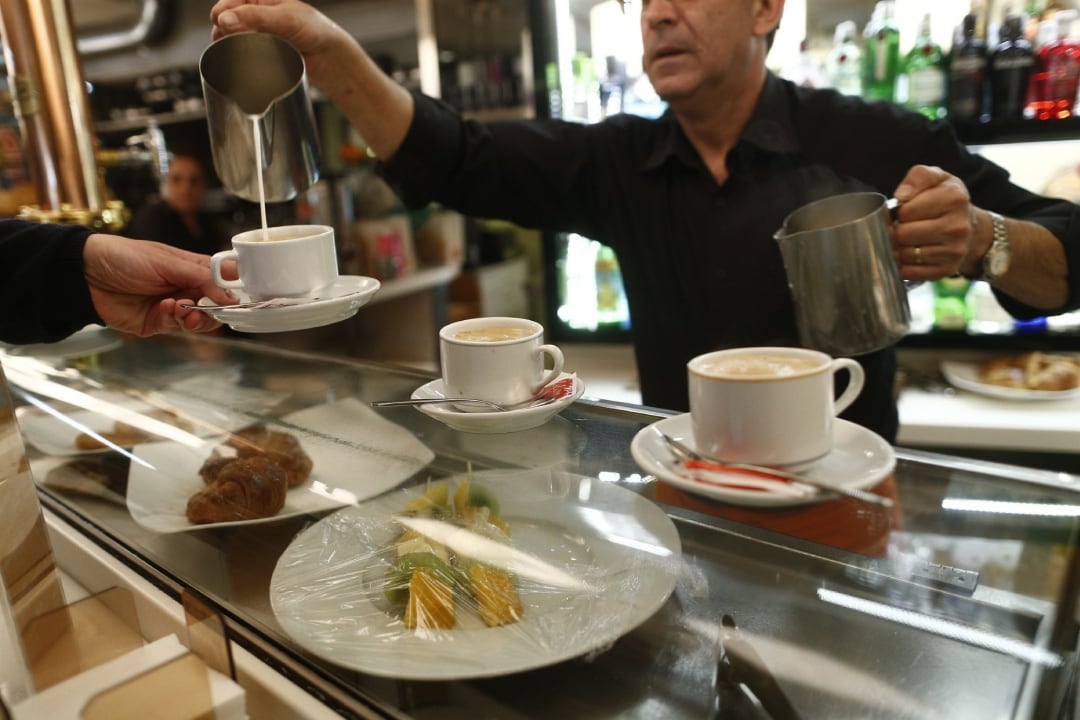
[2,331,1079,718]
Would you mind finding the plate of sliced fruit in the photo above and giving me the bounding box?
[269,468,681,680]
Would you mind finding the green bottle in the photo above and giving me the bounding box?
[933,278,972,330]
[863,0,901,101]
[902,14,948,119]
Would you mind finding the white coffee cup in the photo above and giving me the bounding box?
[210,224,338,300]
[687,346,865,467]
[439,317,564,411]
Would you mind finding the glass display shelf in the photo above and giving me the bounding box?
[3,333,1080,719]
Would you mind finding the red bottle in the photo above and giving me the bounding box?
[1029,10,1080,120]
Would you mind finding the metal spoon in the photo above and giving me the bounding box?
[371,395,559,412]
[181,296,321,312]
[661,432,893,508]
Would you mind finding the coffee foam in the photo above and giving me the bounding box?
[452,326,533,342]
[697,354,820,379]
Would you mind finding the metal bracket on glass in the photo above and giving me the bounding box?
[909,559,980,594]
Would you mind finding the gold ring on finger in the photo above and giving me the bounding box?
[914,246,923,265]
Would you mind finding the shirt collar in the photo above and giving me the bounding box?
[641,72,801,171]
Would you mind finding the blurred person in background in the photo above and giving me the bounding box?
[124,150,226,256]
[210,0,1079,443]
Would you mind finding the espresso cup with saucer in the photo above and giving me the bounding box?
[687,346,865,468]
[211,224,337,301]
[439,317,565,413]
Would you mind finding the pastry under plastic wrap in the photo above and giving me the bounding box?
[227,425,313,487]
[978,352,1080,391]
[186,455,288,524]
[385,479,523,631]
[74,408,194,450]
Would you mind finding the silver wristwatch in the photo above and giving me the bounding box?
[979,211,1011,282]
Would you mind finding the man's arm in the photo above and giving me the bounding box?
[964,209,1068,310]
[210,0,414,161]
[892,165,1072,311]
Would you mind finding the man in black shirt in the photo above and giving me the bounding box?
[211,0,1079,442]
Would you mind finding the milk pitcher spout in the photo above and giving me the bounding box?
[774,192,911,357]
[200,32,320,202]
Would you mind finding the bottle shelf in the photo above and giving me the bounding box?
[951,116,1080,145]
[901,327,1080,351]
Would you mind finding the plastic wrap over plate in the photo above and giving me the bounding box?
[269,468,682,680]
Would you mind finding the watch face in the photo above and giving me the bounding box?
[987,243,1011,278]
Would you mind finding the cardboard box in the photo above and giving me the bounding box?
[415,211,465,266]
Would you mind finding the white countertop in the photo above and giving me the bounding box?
[897,385,1080,454]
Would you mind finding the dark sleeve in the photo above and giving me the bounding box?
[376,92,614,237]
[0,219,103,344]
[926,129,1080,318]
[811,96,1080,318]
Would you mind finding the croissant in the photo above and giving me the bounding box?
[186,455,288,524]
[198,452,235,485]
[227,425,313,487]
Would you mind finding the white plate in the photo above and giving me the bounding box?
[410,372,585,433]
[269,468,681,680]
[15,392,270,457]
[631,414,895,508]
[941,360,1080,401]
[196,275,380,333]
[1,326,123,359]
[126,397,434,533]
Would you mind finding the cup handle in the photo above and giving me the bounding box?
[210,249,244,290]
[830,358,865,415]
[535,344,565,390]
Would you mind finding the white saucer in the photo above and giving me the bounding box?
[630,414,895,508]
[410,372,585,433]
[196,276,380,333]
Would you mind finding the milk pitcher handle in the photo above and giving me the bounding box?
[883,197,924,291]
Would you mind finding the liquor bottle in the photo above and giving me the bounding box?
[947,14,990,122]
[862,1,901,101]
[1034,10,1080,119]
[1024,17,1060,118]
[932,278,972,331]
[826,21,863,96]
[991,14,1036,120]
[901,14,947,119]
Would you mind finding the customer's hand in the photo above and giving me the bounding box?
[83,234,231,336]
[891,165,977,281]
[209,0,351,89]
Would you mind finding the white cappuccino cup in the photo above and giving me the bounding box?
[211,224,338,300]
[440,317,564,411]
[687,346,865,467]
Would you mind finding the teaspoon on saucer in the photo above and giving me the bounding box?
[661,432,893,508]
[183,296,322,311]
[371,396,559,412]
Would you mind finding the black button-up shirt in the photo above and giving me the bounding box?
[381,73,1080,442]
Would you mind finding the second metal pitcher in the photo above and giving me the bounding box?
[774,192,911,357]
[200,32,320,203]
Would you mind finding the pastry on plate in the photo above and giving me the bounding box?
[977,352,1080,391]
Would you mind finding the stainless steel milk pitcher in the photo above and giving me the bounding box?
[774,192,911,357]
[200,32,320,202]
